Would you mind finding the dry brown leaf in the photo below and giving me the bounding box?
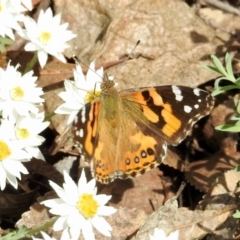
[136,169,240,239]
[38,59,74,87]
[185,145,240,192]
[53,0,222,90]
[91,0,220,89]
[185,96,240,192]
[16,202,50,229]
[163,147,185,172]
[91,208,147,240]
[54,0,111,61]
[16,193,60,239]
[204,98,237,151]
[136,196,234,240]
[197,170,240,239]
[99,168,167,213]
[198,7,240,35]
[198,170,240,209]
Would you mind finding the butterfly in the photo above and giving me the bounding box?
[72,78,214,184]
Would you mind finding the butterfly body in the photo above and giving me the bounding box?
[73,79,214,184]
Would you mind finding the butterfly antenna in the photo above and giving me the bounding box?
[113,40,141,79]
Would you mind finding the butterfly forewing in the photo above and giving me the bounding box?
[121,85,214,145]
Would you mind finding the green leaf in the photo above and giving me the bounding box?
[0,37,14,45]
[203,65,223,75]
[231,116,240,121]
[225,53,235,82]
[211,85,239,96]
[213,77,234,90]
[0,36,14,53]
[233,210,240,218]
[0,226,29,240]
[235,165,240,172]
[236,120,240,126]
[211,55,228,77]
[215,124,240,132]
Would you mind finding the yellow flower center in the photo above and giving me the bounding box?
[10,86,25,100]
[0,5,2,12]
[39,31,52,45]
[16,128,30,140]
[84,90,101,104]
[0,140,11,161]
[77,193,99,219]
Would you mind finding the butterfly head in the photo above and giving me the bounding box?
[100,78,115,91]
[84,77,114,103]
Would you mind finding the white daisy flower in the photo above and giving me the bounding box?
[19,7,76,68]
[42,169,117,240]
[0,61,44,122]
[55,62,104,125]
[9,113,49,160]
[150,228,179,240]
[0,0,23,40]
[0,119,30,190]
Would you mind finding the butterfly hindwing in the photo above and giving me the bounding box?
[73,100,100,160]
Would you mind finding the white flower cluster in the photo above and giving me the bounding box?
[0,1,77,190]
[0,1,76,68]
[0,2,119,240]
[0,62,49,190]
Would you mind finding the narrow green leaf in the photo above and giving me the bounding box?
[0,226,29,240]
[203,65,223,75]
[215,124,240,132]
[211,55,228,77]
[231,116,240,121]
[235,78,240,87]
[213,77,234,89]
[225,53,235,82]
[211,85,239,96]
